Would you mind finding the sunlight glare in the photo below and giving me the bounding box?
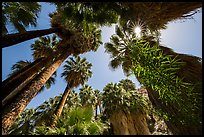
[134,26,142,37]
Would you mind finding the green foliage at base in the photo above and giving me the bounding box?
[31,106,107,135]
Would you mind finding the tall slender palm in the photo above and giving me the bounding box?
[2,2,120,48]
[2,20,103,134]
[50,56,92,128]
[2,2,41,35]
[104,23,202,134]
[2,35,59,108]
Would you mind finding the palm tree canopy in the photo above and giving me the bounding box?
[104,24,134,76]
[79,84,97,107]
[2,2,41,34]
[102,81,150,118]
[119,2,202,32]
[61,56,92,88]
[50,12,103,55]
[118,79,136,91]
[31,34,59,60]
[8,60,32,78]
[51,2,121,26]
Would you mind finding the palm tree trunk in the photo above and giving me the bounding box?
[2,57,45,107]
[50,85,72,128]
[2,28,59,48]
[110,110,150,135]
[2,41,68,107]
[2,45,74,135]
[144,47,202,135]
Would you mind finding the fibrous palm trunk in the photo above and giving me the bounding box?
[50,85,72,128]
[143,44,202,135]
[2,43,73,135]
[2,28,59,48]
[2,40,70,108]
[110,110,150,135]
[2,57,45,107]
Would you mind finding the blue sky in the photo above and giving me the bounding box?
[2,3,202,109]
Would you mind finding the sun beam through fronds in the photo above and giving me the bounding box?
[127,19,146,38]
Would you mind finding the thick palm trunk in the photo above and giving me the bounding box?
[136,39,202,135]
[2,57,45,107]
[143,45,202,135]
[50,85,72,128]
[2,28,59,48]
[2,46,73,135]
[110,110,150,135]
[2,41,68,107]
[147,87,201,135]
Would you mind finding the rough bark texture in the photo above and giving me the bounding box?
[142,39,202,135]
[2,28,58,48]
[2,39,72,108]
[2,47,73,135]
[55,86,71,118]
[50,85,72,128]
[110,110,150,135]
[2,58,46,107]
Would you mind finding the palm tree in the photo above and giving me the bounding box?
[3,60,57,107]
[119,2,202,32]
[104,25,133,76]
[104,23,202,134]
[118,79,136,91]
[2,2,120,48]
[79,84,96,107]
[7,92,81,135]
[2,21,103,134]
[129,38,202,135]
[79,85,99,120]
[50,56,93,128]
[102,80,151,135]
[2,2,41,35]
[2,35,59,108]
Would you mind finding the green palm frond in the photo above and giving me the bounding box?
[118,79,136,91]
[8,60,32,77]
[31,34,59,60]
[109,57,122,70]
[2,2,41,34]
[61,56,92,88]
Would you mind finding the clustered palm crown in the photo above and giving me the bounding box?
[102,79,150,118]
[61,56,92,88]
[31,34,59,60]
